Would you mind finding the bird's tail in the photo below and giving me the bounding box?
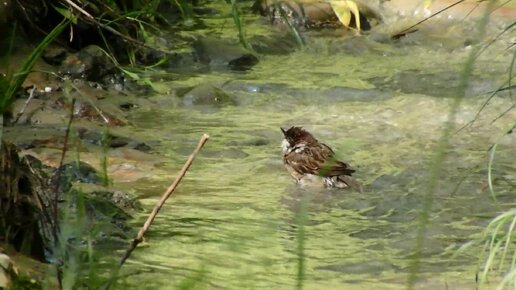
[338,175,364,193]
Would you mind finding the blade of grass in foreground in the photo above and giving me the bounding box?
[406,1,496,289]
[0,19,69,113]
[230,0,250,49]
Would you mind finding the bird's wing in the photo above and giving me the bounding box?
[284,143,355,177]
[283,146,322,176]
[317,144,355,177]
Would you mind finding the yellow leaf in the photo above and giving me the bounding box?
[331,1,351,27]
[346,0,361,31]
[330,0,361,31]
[423,0,433,9]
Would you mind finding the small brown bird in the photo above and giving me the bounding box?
[281,126,363,192]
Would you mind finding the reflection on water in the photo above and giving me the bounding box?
[115,11,515,290]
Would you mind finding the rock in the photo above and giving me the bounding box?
[8,97,64,126]
[42,46,68,66]
[223,80,393,102]
[54,96,127,126]
[59,45,117,82]
[135,46,166,66]
[253,0,382,30]
[0,253,15,289]
[82,191,134,232]
[192,7,220,16]
[368,70,498,98]
[90,190,142,212]
[47,161,138,243]
[228,54,260,71]
[227,138,270,146]
[50,161,101,194]
[316,260,398,275]
[179,83,237,107]
[77,128,152,152]
[192,36,259,71]
[249,33,298,55]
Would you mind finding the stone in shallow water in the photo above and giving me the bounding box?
[59,45,116,82]
[316,260,399,275]
[77,128,153,152]
[179,83,237,107]
[226,138,270,147]
[200,148,250,159]
[369,69,498,98]
[50,161,100,192]
[192,36,259,71]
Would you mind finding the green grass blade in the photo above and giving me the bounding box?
[0,19,69,113]
[406,1,496,288]
[487,143,498,202]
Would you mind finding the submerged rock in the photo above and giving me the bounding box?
[90,190,142,212]
[50,161,101,194]
[59,45,117,82]
[53,89,128,126]
[249,33,299,55]
[42,45,68,66]
[179,83,237,107]
[77,128,152,152]
[227,138,270,147]
[369,69,499,98]
[193,36,259,71]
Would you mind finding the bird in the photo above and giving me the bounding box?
[281,126,363,192]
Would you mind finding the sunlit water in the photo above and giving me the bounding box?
[112,8,515,290]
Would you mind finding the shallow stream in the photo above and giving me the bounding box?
[110,5,515,289]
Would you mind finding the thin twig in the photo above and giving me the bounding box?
[12,86,36,125]
[456,73,514,133]
[63,0,95,20]
[490,104,515,125]
[103,134,209,290]
[393,0,466,38]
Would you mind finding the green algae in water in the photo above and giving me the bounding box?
[108,9,515,289]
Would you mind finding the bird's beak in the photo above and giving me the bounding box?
[280,127,287,136]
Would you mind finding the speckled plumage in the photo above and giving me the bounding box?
[281,127,363,192]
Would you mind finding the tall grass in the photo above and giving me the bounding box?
[0,20,69,115]
[0,19,68,148]
[406,1,497,289]
[477,209,516,289]
[230,0,251,49]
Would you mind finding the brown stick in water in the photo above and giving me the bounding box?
[103,133,209,290]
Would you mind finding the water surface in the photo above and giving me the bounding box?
[114,6,515,289]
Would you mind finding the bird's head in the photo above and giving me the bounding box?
[280,126,317,153]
